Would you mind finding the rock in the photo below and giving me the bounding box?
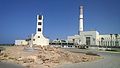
[35,59,43,64]
[17,57,22,61]
[0,53,4,56]
[3,53,8,57]
[22,58,35,63]
[44,64,50,67]
[42,58,50,63]
[37,55,43,58]
[27,56,37,61]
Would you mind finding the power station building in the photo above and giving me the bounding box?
[15,6,120,47]
[67,6,120,47]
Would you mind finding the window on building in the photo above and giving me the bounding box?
[107,41,108,46]
[99,41,100,45]
[33,39,35,41]
[108,41,110,46]
[38,22,42,25]
[108,41,109,46]
[38,36,40,38]
[113,41,114,46]
[38,15,42,20]
[86,37,90,45]
[106,41,107,46]
[38,28,41,32]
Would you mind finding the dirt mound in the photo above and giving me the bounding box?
[0,46,100,68]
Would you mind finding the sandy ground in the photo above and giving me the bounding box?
[57,48,120,68]
[0,46,100,68]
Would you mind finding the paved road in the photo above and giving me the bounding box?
[58,48,120,68]
[0,62,25,68]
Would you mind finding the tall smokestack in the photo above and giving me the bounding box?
[78,6,84,34]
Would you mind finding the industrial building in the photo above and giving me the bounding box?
[15,6,120,48]
[67,6,120,48]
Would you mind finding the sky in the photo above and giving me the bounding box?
[0,0,120,44]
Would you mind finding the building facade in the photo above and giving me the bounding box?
[67,6,120,47]
[33,15,49,46]
[99,34,120,46]
[15,15,49,46]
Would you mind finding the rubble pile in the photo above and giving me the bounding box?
[0,46,100,68]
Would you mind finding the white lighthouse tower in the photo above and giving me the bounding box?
[33,15,49,46]
[79,6,84,34]
[36,15,43,34]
